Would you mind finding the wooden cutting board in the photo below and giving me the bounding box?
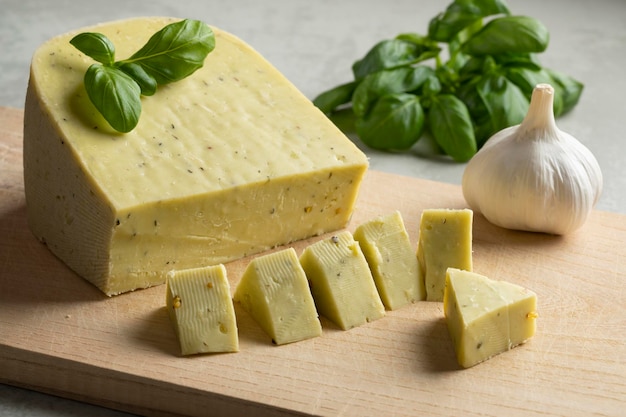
[0,106,624,417]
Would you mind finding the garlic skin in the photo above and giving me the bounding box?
[462,83,603,235]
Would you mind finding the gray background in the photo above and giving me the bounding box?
[1,0,625,416]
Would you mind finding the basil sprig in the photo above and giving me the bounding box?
[70,19,215,133]
[313,0,583,162]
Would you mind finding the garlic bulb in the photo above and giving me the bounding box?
[462,83,602,235]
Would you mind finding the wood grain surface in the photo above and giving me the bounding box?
[0,106,624,417]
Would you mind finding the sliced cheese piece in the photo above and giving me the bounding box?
[23,17,368,295]
[299,231,385,330]
[233,248,321,345]
[443,268,537,368]
[166,264,238,355]
[416,208,473,301]
[353,211,425,310]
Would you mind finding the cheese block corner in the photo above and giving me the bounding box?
[23,17,368,295]
[234,247,322,345]
[353,210,425,309]
[417,208,473,301]
[299,231,385,330]
[443,268,537,368]
[166,264,239,355]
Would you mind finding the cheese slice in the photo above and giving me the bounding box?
[416,208,473,301]
[299,231,385,330]
[443,268,537,368]
[233,248,322,345]
[23,17,368,295]
[166,264,238,355]
[353,211,425,310]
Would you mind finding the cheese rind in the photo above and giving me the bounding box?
[299,231,385,330]
[23,17,368,295]
[443,268,537,368]
[233,248,322,345]
[416,209,473,301]
[166,264,239,355]
[353,211,425,310]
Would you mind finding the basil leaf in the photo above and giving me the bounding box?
[422,74,442,97]
[394,32,442,58]
[469,0,512,15]
[84,64,142,133]
[122,19,215,85]
[476,73,529,145]
[312,81,357,115]
[458,56,486,80]
[355,93,425,151]
[506,66,564,115]
[505,67,549,94]
[463,16,550,56]
[434,64,460,90]
[70,32,115,66]
[352,66,434,117]
[494,53,542,70]
[461,54,541,90]
[428,94,476,162]
[545,68,584,115]
[428,0,510,42]
[117,62,157,96]
[352,39,436,80]
[456,76,490,131]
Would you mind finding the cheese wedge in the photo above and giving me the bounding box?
[166,264,238,355]
[416,208,473,301]
[353,211,425,310]
[23,17,368,295]
[299,231,385,330]
[444,268,537,368]
[234,248,322,345]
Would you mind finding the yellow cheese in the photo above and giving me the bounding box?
[299,231,385,330]
[166,264,238,355]
[233,248,321,345]
[416,209,473,301]
[23,17,368,295]
[353,211,425,310]
[443,268,537,368]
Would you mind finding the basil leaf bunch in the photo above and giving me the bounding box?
[70,19,215,133]
[313,0,583,162]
